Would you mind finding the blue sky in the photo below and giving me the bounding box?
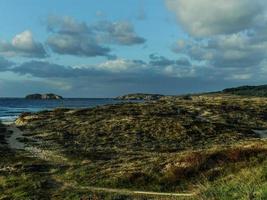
[0,0,267,97]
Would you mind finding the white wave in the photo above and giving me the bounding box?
[0,116,18,124]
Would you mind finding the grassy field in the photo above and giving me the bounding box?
[1,94,267,199]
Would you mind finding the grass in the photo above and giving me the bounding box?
[1,94,267,199]
[201,160,267,200]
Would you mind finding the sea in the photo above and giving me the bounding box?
[0,98,130,124]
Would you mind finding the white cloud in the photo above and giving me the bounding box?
[43,79,73,91]
[163,65,196,78]
[166,0,265,37]
[98,59,138,72]
[77,58,147,73]
[0,30,47,58]
[12,31,36,50]
[225,73,252,80]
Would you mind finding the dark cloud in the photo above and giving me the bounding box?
[12,61,107,78]
[5,54,194,80]
[47,34,111,57]
[0,57,14,71]
[1,54,266,97]
[0,31,47,58]
[46,16,145,57]
[149,54,191,68]
[13,61,76,78]
[175,58,192,66]
[0,54,193,80]
[6,58,147,79]
[93,20,146,45]
[47,15,90,35]
[149,54,175,66]
[206,34,266,68]
[172,31,267,71]
[2,50,259,86]
[166,0,267,82]
[46,16,111,57]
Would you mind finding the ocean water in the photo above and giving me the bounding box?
[0,98,127,124]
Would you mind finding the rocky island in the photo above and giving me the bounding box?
[25,93,63,100]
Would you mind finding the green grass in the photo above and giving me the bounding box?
[201,161,267,200]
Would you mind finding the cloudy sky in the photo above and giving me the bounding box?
[1,0,267,97]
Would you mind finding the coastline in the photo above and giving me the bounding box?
[1,94,267,199]
[0,98,142,128]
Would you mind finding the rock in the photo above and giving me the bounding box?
[180,95,193,100]
[25,93,63,100]
[15,114,41,126]
[115,93,164,100]
[0,127,7,133]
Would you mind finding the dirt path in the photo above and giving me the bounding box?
[7,125,25,150]
[6,125,68,163]
[64,182,196,198]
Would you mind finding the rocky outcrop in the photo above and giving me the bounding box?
[116,93,164,100]
[25,93,63,100]
[15,113,43,126]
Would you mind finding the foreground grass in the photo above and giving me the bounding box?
[1,141,267,199]
[1,94,267,199]
[201,160,267,200]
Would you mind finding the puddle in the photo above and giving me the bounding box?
[252,129,267,139]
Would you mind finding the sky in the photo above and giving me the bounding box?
[1,0,267,97]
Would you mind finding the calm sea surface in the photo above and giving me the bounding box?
[0,98,129,123]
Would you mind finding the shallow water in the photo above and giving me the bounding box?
[0,98,135,124]
[252,130,267,139]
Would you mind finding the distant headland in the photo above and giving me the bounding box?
[25,93,63,100]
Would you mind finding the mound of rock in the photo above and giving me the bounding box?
[25,93,63,100]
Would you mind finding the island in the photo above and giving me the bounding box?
[115,93,164,100]
[25,93,63,100]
